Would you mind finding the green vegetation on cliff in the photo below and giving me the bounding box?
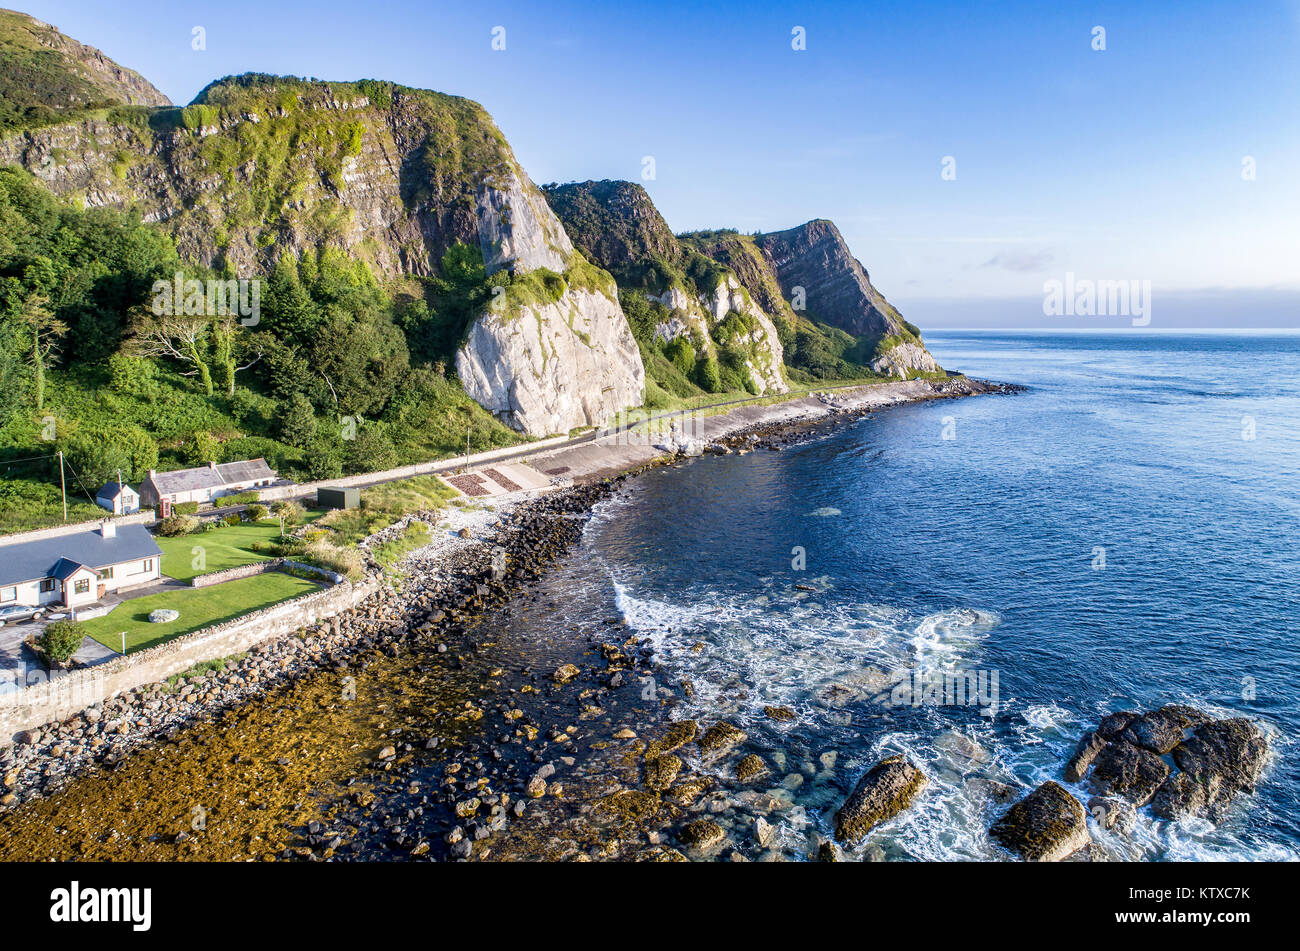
[0,8,169,134]
[0,164,521,535]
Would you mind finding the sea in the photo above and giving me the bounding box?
[562,331,1300,860]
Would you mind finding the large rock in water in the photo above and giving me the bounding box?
[1088,739,1171,806]
[1067,705,1270,824]
[833,756,927,844]
[1151,719,1269,821]
[991,781,1090,861]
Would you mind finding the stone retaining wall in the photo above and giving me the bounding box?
[0,577,380,743]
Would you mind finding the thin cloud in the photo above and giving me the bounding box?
[981,250,1055,272]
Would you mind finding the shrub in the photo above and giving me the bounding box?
[224,491,259,506]
[223,513,242,527]
[155,514,199,536]
[37,620,85,665]
[174,501,200,515]
[270,499,305,526]
[244,503,268,521]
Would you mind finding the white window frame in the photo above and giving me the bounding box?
[0,586,15,603]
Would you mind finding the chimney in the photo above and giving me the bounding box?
[209,460,217,469]
[148,469,156,479]
[100,520,116,539]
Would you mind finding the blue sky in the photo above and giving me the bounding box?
[21,0,1300,327]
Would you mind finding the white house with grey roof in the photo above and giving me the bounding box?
[0,522,162,613]
[95,481,140,515]
[138,458,277,508]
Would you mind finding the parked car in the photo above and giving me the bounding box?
[0,604,44,627]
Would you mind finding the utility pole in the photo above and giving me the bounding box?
[117,467,123,516]
[58,449,67,522]
[465,425,471,472]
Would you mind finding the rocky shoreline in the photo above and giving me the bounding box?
[4,375,1127,863]
[2,375,1013,817]
[0,479,632,818]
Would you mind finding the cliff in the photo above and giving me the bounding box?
[688,221,938,376]
[545,180,938,383]
[0,8,169,134]
[543,180,787,396]
[0,68,646,437]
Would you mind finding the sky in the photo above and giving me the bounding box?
[19,0,1300,328]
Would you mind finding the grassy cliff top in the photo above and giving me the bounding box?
[0,8,168,133]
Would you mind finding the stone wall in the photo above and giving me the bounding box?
[190,559,344,588]
[0,577,379,744]
[0,510,156,547]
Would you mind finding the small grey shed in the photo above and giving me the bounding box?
[317,486,360,510]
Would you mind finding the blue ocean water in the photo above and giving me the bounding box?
[582,332,1300,860]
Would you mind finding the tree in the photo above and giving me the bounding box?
[60,425,158,485]
[279,393,317,449]
[131,311,214,395]
[37,620,85,665]
[694,355,723,393]
[15,291,65,410]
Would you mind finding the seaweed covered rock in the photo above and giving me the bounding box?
[735,754,766,783]
[644,754,681,792]
[991,781,1089,861]
[679,818,725,850]
[644,721,697,760]
[833,755,927,844]
[697,721,747,759]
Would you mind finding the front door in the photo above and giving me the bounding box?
[97,584,106,600]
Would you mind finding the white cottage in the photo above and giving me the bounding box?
[96,481,140,515]
[137,458,277,508]
[0,522,162,613]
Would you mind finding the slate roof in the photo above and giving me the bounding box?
[0,524,162,588]
[145,458,275,495]
[50,557,94,581]
[96,482,135,500]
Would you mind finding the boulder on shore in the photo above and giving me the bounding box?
[833,755,927,845]
[991,781,1090,861]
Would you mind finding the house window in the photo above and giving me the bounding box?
[142,559,154,573]
[39,579,55,593]
[0,586,14,603]
[99,567,114,580]
[74,579,90,595]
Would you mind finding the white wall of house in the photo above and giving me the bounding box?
[62,567,100,610]
[96,488,140,515]
[96,555,161,594]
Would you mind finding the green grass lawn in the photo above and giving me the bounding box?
[155,513,324,581]
[80,571,321,653]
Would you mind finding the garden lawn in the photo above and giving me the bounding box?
[155,513,324,581]
[79,571,320,653]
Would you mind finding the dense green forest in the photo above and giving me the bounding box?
[0,165,523,533]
